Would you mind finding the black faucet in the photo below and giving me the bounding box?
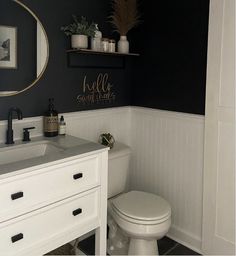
[6,107,23,144]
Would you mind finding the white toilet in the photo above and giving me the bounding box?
[107,142,171,255]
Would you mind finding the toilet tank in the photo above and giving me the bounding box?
[108,142,131,199]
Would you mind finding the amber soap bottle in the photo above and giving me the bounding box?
[44,98,58,137]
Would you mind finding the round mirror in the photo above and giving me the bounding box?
[0,0,49,97]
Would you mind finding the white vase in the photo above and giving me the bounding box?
[71,34,88,49]
[118,36,129,53]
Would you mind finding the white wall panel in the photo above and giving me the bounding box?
[129,107,204,251]
[0,107,131,145]
[219,0,235,107]
[216,122,235,242]
[0,116,43,144]
[63,107,131,146]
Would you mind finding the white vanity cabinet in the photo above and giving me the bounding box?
[0,140,108,256]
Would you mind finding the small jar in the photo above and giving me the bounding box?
[108,39,116,53]
[91,37,102,51]
[101,38,109,52]
[91,28,102,51]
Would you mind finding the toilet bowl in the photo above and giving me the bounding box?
[108,191,171,255]
[107,143,171,255]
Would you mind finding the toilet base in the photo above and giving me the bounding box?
[128,238,159,255]
[107,214,129,255]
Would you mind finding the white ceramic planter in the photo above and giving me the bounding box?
[71,35,88,49]
[118,36,129,54]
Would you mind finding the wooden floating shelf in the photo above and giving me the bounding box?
[66,48,140,57]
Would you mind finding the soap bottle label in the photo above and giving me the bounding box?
[58,115,66,135]
[59,124,66,135]
[44,116,58,132]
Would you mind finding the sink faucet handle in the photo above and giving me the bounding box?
[22,127,35,142]
[23,127,35,131]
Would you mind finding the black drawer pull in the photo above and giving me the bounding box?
[72,208,82,216]
[11,233,23,243]
[73,173,83,180]
[11,192,24,200]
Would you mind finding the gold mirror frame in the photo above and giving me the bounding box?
[0,0,49,97]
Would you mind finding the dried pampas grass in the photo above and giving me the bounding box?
[109,0,141,36]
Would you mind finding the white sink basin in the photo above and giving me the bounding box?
[0,141,64,165]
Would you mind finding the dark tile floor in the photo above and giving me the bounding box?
[78,235,201,255]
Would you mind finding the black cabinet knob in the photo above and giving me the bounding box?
[11,233,23,243]
[72,208,82,216]
[11,192,24,200]
[73,173,83,180]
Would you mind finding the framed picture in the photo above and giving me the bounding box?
[0,25,17,69]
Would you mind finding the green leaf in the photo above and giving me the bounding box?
[61,15,97,37]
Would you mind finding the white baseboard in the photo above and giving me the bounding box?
[71,225,203,254]
[168,225,202,254]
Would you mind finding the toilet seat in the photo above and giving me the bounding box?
[111,191,171,225]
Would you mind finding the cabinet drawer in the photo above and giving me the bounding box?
[0,189,100,255]
[0,155,100,222]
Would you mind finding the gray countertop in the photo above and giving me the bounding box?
[0,135,109,179]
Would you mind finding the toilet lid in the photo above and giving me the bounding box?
[112,191,171,221]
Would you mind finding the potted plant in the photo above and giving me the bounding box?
[98,133,115,148]
[61,15,97,49]
[109,0,141,53]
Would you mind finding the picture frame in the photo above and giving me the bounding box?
[0,25,17,69]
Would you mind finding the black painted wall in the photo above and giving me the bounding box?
[0,0,209,120]
[131,0,209,115]
[0,0,132,120]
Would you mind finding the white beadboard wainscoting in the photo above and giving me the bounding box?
[130,107,205,252]
[0,107,131,145]
[0,116,43,144]
[64,107,131,145]
[0,106,205,252]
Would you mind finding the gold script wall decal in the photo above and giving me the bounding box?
[77,73,116,105]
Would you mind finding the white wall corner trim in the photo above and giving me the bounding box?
[202,0,235,254]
